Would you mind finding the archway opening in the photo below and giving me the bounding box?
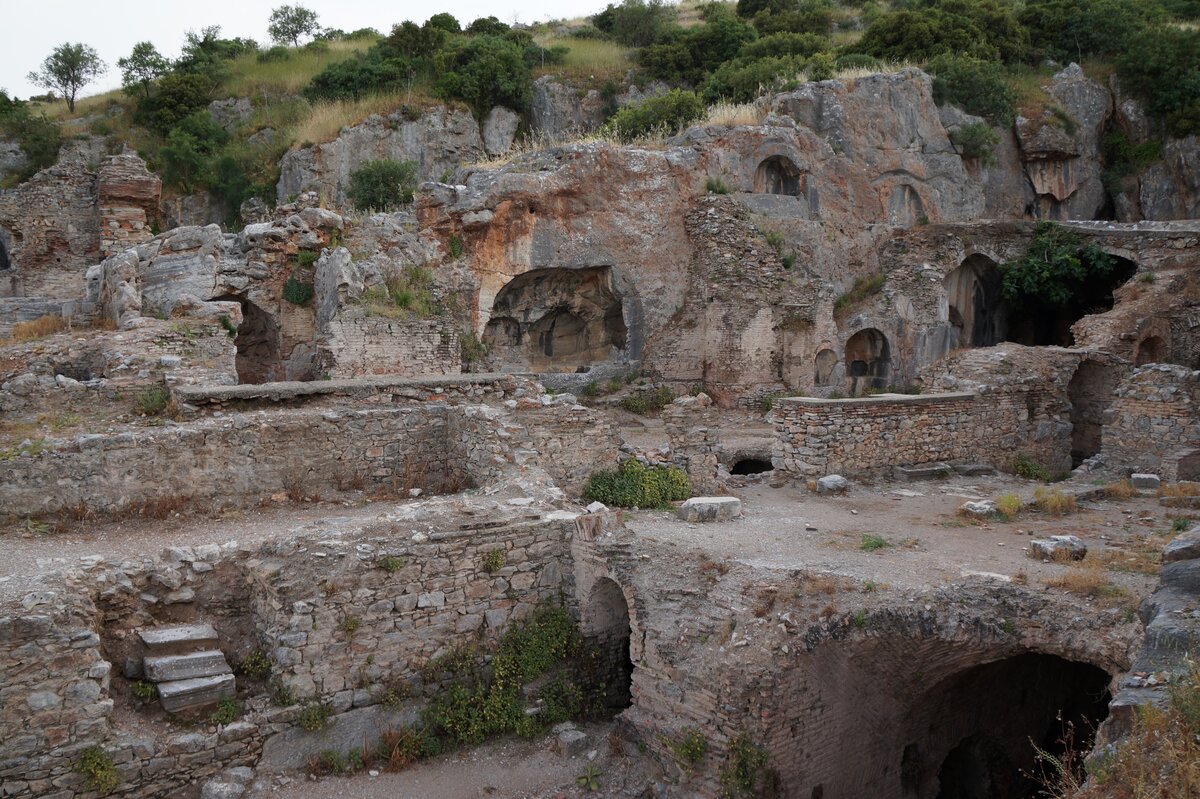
[731,458,773,475]
[0,235,10,272]
[845,328,890,395]
[1006,255,1137,347]
[755,155,804,196]
[814,348,838,386]
[483,266,627,373]
[1068,360,1120,468]
[216,295,279,385]
[888,184,925,226]
[923,654,1111,799]
[1134,335,1166,366]
[944,255,1007,348]
[583,577,633,712]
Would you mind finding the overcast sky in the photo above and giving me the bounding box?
[2,0,608,99]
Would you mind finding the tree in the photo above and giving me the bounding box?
[27,43,106,113]
[268,5,321,47]
[117,42,169,99]
[435,35,533,115]
[347,159,418,210]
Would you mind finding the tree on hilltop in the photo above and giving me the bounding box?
[27,43,106,113]
[268,5,322,47]
[118,42,169,99]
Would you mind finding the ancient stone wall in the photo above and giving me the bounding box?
[511,401,621,496]
[1100,364,1200,479]
[662,394,722,493]
[317,314,461,379]
[97,154,161,260]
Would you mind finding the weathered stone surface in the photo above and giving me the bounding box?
[143,651,231,682]
[960,500,996,517]
[677,496,742,523]
[1164,529,1200,563]
[139,624,219,654]
[482,107,520,156]
[1029,535,1088,562]
[816,475,850,494]
[1130,473,1161,490]
[158,674,236,712]
[258,705,420,771]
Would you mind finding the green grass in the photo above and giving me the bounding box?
[860,534,893,552]
[223,39,379,97]
[532,36,633,83]
[833,272,886,316]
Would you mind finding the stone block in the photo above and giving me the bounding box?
[960,500,996,517]
[1028,535,1088,561]
[677,497,742,523]
[144,650,231,682]
[554,727,588,757]
[1131,473,1161,490]
[894,463,953,482]
[816,475,850,494]
[140,623,219,654]
[158,674,236,712]
[1164,529,1200,563]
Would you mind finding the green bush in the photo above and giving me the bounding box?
[257,45,292,63]
[0,91,62,181]
[210,697,241,725]
[305,50,411,101]
[1117,26,1200,137]
[593,0,678,47]
[238,650,272,679]
[671,727,709,766]
[282,277,315,306]
[639,7,758,85]
[702,55,802,103]
[926,54,1017,126]
[584,459,691,508]
[134,72,215,135]
[131,679,157,701]
[620,385,675,413]
[297,702,332,731]
[718,734,768,798]
[741,32,826,60]
[1019,0,1163,63]
[136,386,170,416]
[856,1,1028,64]
[706,176,731,194]
[347,159,418,211]
[1000,221,1117,308]
[606,89,705,141]
[1007,454,1052,482]
[950,122,1000,166]
[1102,133,1162,194]
[77,746,119,794]
[435,35,532,115]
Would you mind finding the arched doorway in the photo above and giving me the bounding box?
[482,266,627,372]
[888,184,925,226]
[755,155,804,196]
[845,328,890,395]
[1068,360,1120,467]
[1134,335,1166,366]
[582,577,633,711]
[0,233,10,272]
[216,295,279,384]
[814,348,838,386]
[944,255,1006,348]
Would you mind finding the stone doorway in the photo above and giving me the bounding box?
[944,255,1007,348]
[755,155,804,196]
[582,577,633,712]
[845,328,891,395]
[1067,360,1120,468]
[216,295,279,385]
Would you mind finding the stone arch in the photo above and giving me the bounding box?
[944,254,1007,348]
[755,155,804,196]
[215,295,279,385]
[845,328,890,394]
[888,184,925,226]
[814,348,838,386]
[483,266,628,372]
[581,576,633,711]
[1134,334,1167,366]
[1068,359,1121,467]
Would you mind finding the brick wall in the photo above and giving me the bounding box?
[318,314,461,379]
[1101,364,1200,478]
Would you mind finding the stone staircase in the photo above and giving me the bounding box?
[138,623,235,712]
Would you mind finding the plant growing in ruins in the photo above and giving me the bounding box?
[378,554,407,573]
[670,727,709,767]
[585,459,691,509]
[447,234,464,259]
[130,680,157,702]
[1034,486,1077,516]
[218,315,238,338]
[297,701,332,731]
[338,615,363,636]
[718,734,768,798]
[949,122,1000,166]
[282,276,314,306]
[210,697,242,725]
[706,177,731,194]
[460,331,488,366]
[1000,222,1117,309]
[77,746,119,793]
[380,681,412,708]
[832,271,885,316]
[860,534,892,552]
[576,764,602,791]
[270,677,297,707]
[482,549,506,573]
[1006,453,1052,482]
[347,159,418,211]
[136,386,170,416]
[995,494,1023,520]
[237,650,273,680]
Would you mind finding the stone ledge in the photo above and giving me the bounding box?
[175,373,535,406]
[774,391,977,408]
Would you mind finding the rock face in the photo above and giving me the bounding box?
[276,107,492,206]
[531,76,610,139]
[1015,64,1110,220]
[1137,136,1200,221]
[0,139,28,177]
[482,107,521,156]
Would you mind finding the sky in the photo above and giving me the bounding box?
[2,0,608,99]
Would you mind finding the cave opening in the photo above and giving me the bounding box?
[911,654,1111,799]
[216,295,279,385]
[846,328,891,395]
[0,235,10,273]
[482,266,627,373]
[1134,334,1166,366]
[945,255,1007,348]
[755,155,804,196]
[583,577,633,712]
[731,458,774,475]
[1005,255,1137,347]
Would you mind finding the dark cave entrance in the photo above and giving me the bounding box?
[912,654,1111,799]
[1134,335,1166,366]
[584,577,633,712]
[1068,360,1121,468]
[1005,256,1137,347]
[846,328,891,395]
[216,295,279,385]
[731,458,774,475]
[755,155,804,196]
[945,255,1007,348]
[0,235,10,272]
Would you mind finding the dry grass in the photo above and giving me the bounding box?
[1044,558,1127,603]
[996,493,1023,520]
[5,315,67,343]
[224,39,377,96]
[1160,482,1200,498]
[1034,486,1078,516]
[1101,480,1138,500]
[704,100,764,127]
[532,36,633,84]
[830,60,917,83]
[291,92,440,148]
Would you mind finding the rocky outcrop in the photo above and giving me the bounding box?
[0,139,27,177]
[1136,136,1200,221]
[1015,64,1111,220]
[531,76,610,139]
[207,97,253,132]
[276,106,504,207]
[97,151,161,259]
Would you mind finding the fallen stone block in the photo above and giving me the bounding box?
[554,728,588,757]
[1131,473,1161,490]
[677,497,742,522]
[1164,529,1200,563]
[953,463,998,476]
[816,475,849,494]
[1028,535,1088,561]
[158,673,236,712]
[894,463,953,482]
[960,500,996,517]
[144,650,231,682]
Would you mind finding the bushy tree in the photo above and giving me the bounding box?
[0,91,62,179]
[1116,26,1200,137]
[426,13,461,33]
[268,5,322,47]
[856,0,1027,64]
[593,0,678,47]
[1000,222,1117,307]
[176,26,256,81]
[134,73,215,134]
[27,43,106,113]
[305,51,411,101]
[639,6,757,85]
[347,159,418,210]
[748,0,836,35]
[703,55,802,102]
[118,42,169,99]
[740,32,826,60]
[1019,0,1163,64]
[435,35,532,114]
[926,53,1017,126]
[605,89,705,141]
[386,21,448,59]
[465,16,510,36]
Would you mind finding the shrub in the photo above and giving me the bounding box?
[860,534,892,552]
[134,72,215,135]
[131,679,158,701]
[995,494,1022,519]
[304,50,410,102]
[435,35,532,115]
[741,32,826,60]
[584,459,691,508]
[1007,454,1053,482]
[1019,0,1163,63]
[593,0,678,47]
[702,55,802,103]
[1102,133,1163,194]
[1117,26,1200,137]
[78,746,119,793]
[136,386,170,416]
[282,276,314,306]
[482,549,505,573]
[297,701,332,731]
[605,89,705,142]
[0,92,62,180]
[257,45,292,63]
[832,272,885,315]
[927,54,1016,126]
[209,697,241,725]
[950,122,1000,166]
[619,385,675,414]
[706,176,731,194]
[238,650,273,679]
[360,265,436,319]
[460,331,488,365]
[856,1,1028,64]
[1034,486,1077,515]
[347,159,418,211]
[378,554,406,573]
[1000,222,1118,308]
[719,734,768,798]
[339,615,362,635]
[671,727,709,767]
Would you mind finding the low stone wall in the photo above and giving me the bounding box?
[513,401,621,496]
[317,314,461,379]
[1100,364,1200,479]
[0,404,491,517]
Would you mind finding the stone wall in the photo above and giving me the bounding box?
[317,314,461,379]
[512,400,621,496]
[662,393,722,493]
[1100,364,1200,479]
[97,154,161,260]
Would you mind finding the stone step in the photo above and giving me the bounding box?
[894,462,953,482]
[139,623,219,655]
[952,463,997,477]
[158,673,236,712]
[144,650,232,683]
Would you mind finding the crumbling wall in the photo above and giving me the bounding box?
[1100,364,1200,479]
[511,401,621,496]
[317,314,461,379]
[662,393,722,493]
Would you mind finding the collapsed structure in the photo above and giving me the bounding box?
[1,65,1198,798]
